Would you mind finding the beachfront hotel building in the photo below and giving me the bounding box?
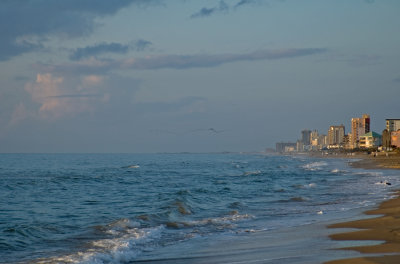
[328,125,345,148]
[381,119,400,150]
[359,131,382,149]
[350,114,370,148]
[386,119,400,132]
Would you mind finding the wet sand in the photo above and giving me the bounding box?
[308,151,400,170]
[349,154,400,170]
[326,154,400,264]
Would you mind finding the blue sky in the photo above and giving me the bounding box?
[0,0,399,153]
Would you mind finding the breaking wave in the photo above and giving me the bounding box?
[301,161,328,171]
[34,219,163,264]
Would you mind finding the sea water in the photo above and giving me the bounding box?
[0,153,398,263]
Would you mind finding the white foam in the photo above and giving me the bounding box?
[354,171,383,177]
[39,224,164,264]
[301,161,328,171]
[306,183,317,188]
[178,212,254,228]
[243,170,262,176]
[375,180,392,186]
[331,168,347,174]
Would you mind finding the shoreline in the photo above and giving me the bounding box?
[306,151,400,170]
[349,155,400,170]
[324,153,400,264]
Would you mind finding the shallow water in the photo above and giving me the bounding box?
[0,153,398,263]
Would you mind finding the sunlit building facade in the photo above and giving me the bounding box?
[351,114,370,148]
[392,131,400,148]
[386,119,400,132]
[359,131,381,149]
[328,125,345,148]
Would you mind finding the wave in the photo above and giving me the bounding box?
[165,211,253,230]
[301,161,328,171]
[121,164,140,169]
[34,219,163,264]
[331,168,347,174]
[279,196,309,203]
[375,180,392,186]
[173,200,192,215]
[292,183,316,189]
[353,171,384,177]
[45,212,253,263]
[243,170,262,176]
[307,183,316,188]
[2,223,60,243]
[290,196,308,202]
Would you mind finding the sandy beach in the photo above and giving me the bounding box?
[349,153,400,170]
[308,151,400,170]
[326,153,400,264]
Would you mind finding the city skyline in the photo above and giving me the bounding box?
[1,0,399,153]
[278,114,400,152]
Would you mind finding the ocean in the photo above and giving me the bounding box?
[0,153,398,264]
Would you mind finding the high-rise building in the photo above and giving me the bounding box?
[319,134,328,148]
[386,119,400,132]
[328,125,345,147]
[301,130,311,145]
[310,130,319,146]
[351,114,370,148]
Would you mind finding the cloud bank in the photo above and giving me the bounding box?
[40,48,327,74]
[70,43,130,61]
[69,40,153,61]
[0,0,155,61]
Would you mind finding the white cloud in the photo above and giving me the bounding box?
[82,75,104,86]
[24,73,95,119]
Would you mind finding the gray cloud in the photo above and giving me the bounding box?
[393,77,400,83]
[191,1,229,18]
[133,39,153,51]
[46,94,103,99]
[70,40,153,61]
[0,0,157,61]
[41,48,327,74]
[127,49,327,69]
[235,0,260,8]
[70,43,130,61]
[191,0,267,18]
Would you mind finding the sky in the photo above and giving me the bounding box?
[0,0,399,153]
